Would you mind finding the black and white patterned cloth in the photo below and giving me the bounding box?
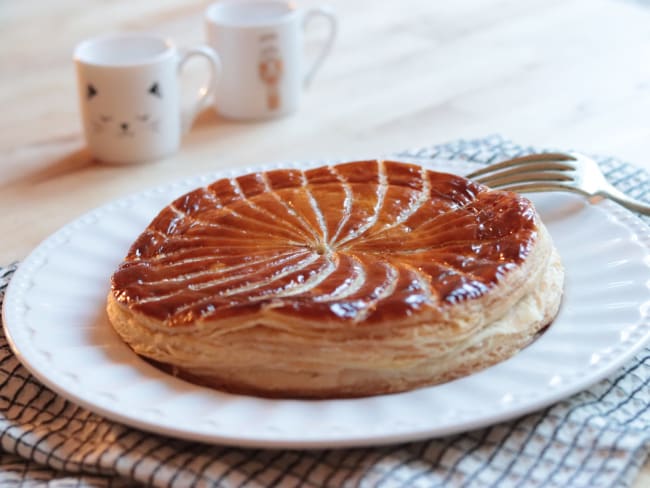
[1,136,649,487]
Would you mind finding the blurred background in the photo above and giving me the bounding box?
[2,0,650,166]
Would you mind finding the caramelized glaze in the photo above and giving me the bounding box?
[111,160,538,326]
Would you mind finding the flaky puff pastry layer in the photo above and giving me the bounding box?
[107,160,564,398]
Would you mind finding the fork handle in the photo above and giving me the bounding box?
[598,186,650,216]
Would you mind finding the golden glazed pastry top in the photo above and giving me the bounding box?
[111,160,539,330]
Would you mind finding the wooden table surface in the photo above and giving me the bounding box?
[1,0,649,483]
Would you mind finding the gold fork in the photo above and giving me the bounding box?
[466,152,650,216]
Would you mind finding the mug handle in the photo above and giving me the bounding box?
[302,6,338,89]
[177,45,222,132]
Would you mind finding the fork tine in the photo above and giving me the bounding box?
[484,181,587,196]
[475,170,574,188]
[466,152,576,179]
[471,161,575,185]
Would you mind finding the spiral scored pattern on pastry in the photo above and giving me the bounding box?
[107,160,564,398]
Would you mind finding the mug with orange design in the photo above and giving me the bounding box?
[205,0,337,120]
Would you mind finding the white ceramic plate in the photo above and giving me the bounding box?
[3,159,650,448]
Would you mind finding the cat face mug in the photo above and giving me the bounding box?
[205,0,337,120]
[74,34,221,164]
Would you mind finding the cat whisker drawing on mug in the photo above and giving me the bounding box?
[91,120,104,134]
[135,113,161,134]
[148,119,161,134]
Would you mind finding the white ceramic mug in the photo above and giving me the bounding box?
[205,0,337,120]
[74,34,221,164]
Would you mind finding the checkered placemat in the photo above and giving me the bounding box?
[1,136,649,487]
